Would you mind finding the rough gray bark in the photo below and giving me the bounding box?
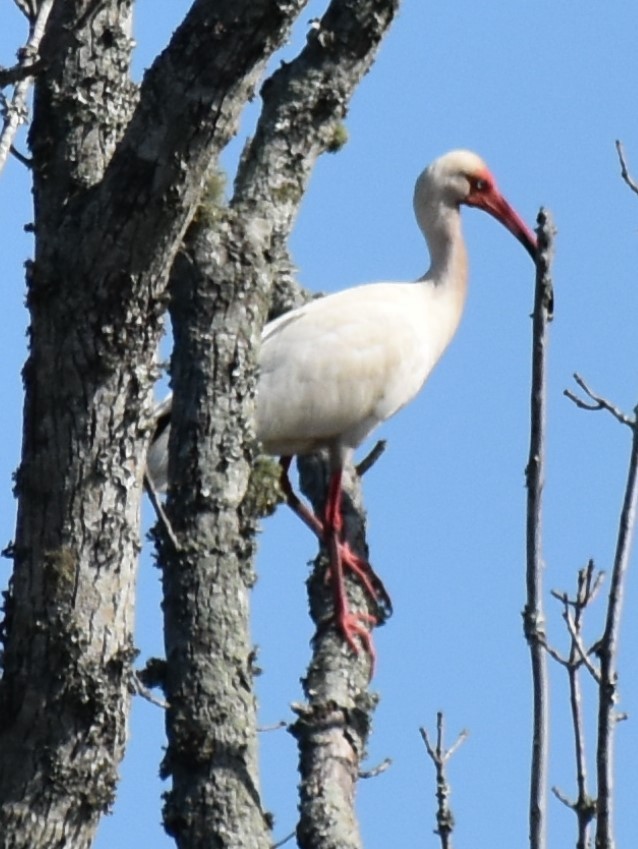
[295,457,380,849]
[159,4,399,848]
[160,217,273,849]
[0,1,307,846]
[0,1,399,847]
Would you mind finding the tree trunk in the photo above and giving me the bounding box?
[0,2,399,847]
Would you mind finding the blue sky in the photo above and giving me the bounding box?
[2,2,638,847]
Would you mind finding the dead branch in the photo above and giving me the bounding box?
[523,207,555,849]
[615,139,638,197]
[257,721,287,733]
[595,399,638,849]
[130,671,169,711]
[144,474,181,551]
[355,439,387,477]
[420,713,468,849]
[547,562,605,849]
[359,757,392,779]
[564,352,638,849]
[0,59,43,88]
[562,610,601,683]
[271,832,295,849]
[0,0,53,176]
[564,374,633,427]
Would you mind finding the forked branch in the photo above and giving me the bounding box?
[563,373,638,849]
[420,713,468,849]
[548,562,604,849]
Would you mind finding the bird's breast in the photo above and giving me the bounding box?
[256,282,464,457]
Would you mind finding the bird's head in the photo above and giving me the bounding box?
[415,150,537,262]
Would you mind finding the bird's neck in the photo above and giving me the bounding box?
[418,202,468,296]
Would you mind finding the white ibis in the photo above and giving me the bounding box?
[147,149,537,668]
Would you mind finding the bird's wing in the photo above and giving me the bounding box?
[256,283,441,455]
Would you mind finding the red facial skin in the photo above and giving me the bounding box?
[465,168,537,262]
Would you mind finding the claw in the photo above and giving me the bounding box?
[337,611,377,676]
[279,456,389,673]
[339,543,392,621]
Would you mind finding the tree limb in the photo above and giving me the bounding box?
[615,139,638,197]
[595,401,638,849]
[0,0,53,177]
[420,713,468,849]
[564,374,633,427]
[523,207,555,849]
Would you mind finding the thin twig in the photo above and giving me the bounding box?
[550,565,605,610]
[0,59,43,88]
[10,144,32,167]
[0,0,53,177]
[565,374,633,427]
[540,638,568,667]
[615,139,638,197]
[271,831,296,849]
[551,785,574,808]
[144,474,181,551]
[420,713,468,849]
[359,757,392,779]
[547,564,601,848]
[256,721,287,733]
[355,439,387,477]
[562,610,601,683]
[130,671,169,710]
[523,207,555,849]
[12,0,39,21]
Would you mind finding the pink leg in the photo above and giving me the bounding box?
[323,467,377,663]
[279,457,392,663]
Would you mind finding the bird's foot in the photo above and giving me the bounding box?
[338,543,393,623]
[335,609,378,672]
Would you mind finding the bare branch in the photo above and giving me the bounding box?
[563,610,601,683]
[130,672,169,710]
[12,0,39,21]
[420,713,468,849]
[551,785,596,849]
[615,139,638,197]
[551,562,606,611]
[0,0,53,177]
[256,721,287,733]
[355,439,387,477]
[419,711,468,849]
[9,144,31,168]
[523,207,555,849]
[562,367,638,849]
[564,374,634,427]
[144,474,181,551]
[539,635,569,667]
[551,785,574,809]
[547,563,601,849]
[595,400,638,849]
[359,757,392,779]
[272,832,296,849]
[0,59,43,88]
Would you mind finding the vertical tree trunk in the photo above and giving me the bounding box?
[0,2,399,846]
[159,215,274,849]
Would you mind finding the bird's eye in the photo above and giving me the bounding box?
[474,178,488,192]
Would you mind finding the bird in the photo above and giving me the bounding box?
[147,149,537,668]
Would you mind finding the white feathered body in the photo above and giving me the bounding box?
[257,278,465,462]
